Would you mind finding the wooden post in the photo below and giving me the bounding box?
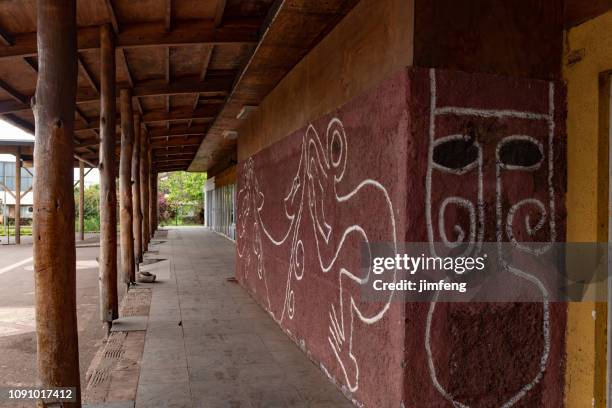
[33,0,81,405]
[151,171,158,233]
[140,129,149,251]
[147,147,153,241]
[14,147,21,244]
[99,24,118,324]
[149,170,156,237]
[120,88,135,285]
[132,114,142,263]
[78,161,84,241]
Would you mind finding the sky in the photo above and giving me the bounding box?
[0,120,100,186]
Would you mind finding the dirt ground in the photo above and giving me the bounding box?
[0,240,125,407]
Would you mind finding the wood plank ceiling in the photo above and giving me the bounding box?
[0,0,360,173]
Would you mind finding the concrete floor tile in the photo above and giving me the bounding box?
[132,228,350,408]
[245,384,307,408]
[139,366,189,385]
[136,381,191,408]
[190,380,250,407]
[141,348,187,371]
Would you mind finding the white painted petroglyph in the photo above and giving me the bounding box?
[425,68,556,407]
[237,117,398,393]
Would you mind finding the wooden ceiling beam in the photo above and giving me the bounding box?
[166,0,173,32]
[130,75,233,97]
[78,54,100,94]
[166,46,171,118]
[74,133,99,156]
[153,146,198,155]
[165,47,171,84]
[191,0,360,172]
[0,20,258,60]
[74,154,97,168]
[74,106,89,125]
[120,49,133,87]
[151,137,202,148]
[104,0,120,34]
[153,142,199,149]
[152,143,201,151]
[156,167,188,172]
[2,114,33,133]
[75,106,217,131]
[135,97,144,115]
[0,25,14,46]
[155,162,185,166]
[118,48,145,116]
[142,107,217,124]
[75,137,101,149]
[23,57,38,72]
[153,158,193,166]
[155,155,197,162]
[0,79,28,104]
[189,45,214,128]
[199,46,214,82]
[215,0,227,28]
[150,133,205,142]
[0,76,231,115]
[148,124,208,138]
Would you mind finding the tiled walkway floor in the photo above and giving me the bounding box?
[136,227,352,408]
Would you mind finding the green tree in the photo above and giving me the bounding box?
[158,171,206,225]
[74,184,101,232]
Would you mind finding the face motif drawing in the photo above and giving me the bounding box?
[427,118,554,256]
[425,69,557,407]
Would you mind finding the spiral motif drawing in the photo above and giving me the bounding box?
[425,68,557,407]
[236,117,398,393]
[438,197,478,257]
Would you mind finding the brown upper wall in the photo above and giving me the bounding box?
[238,0,564,161]
[237,0,414,161]
[414,0,563,81]
[213,165,237,188]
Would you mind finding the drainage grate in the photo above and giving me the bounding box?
[88,368,110,388]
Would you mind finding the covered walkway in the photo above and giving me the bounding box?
[85,226,351,408]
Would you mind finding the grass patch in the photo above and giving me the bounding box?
[0,226,33,236]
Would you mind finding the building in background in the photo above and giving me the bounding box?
[0,159,34,224]
[204,166,235,241]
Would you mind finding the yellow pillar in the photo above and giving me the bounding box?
[564,10,612,407]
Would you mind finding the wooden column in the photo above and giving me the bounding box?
[131,114,142,263]
[152,172,158,233]
[78,161,84,241]
[140,129,149,251]
[33,0,81,405]
[149,170,156,237]
[14,147,21,244]
[119,88,135,285]
[147,147,153,241]
[99,23,118,323]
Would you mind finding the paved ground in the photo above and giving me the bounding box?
[0,227,351,407]
[0,231,100,245]
[0,234,124,407]
[135,227,351,408]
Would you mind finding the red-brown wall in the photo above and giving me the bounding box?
[402,68,567,407]
[236,70,410,407]
[236,67,567,406]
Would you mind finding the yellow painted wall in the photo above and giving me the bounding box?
[564,10,612,407]
[237,0,414,160]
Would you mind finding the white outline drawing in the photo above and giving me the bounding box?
[236,117,398,393]
[425,69,556,407]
